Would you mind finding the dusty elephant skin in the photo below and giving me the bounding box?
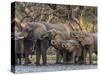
[70,32,97,64]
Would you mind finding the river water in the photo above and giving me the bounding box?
[13,64,97,73]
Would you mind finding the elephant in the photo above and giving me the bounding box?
[14,31,35,65]
[43,22,68,31]
[70,32,97,64]
[14,32,24,65]
[18,22,49,65]
[61,40,82,64]
[50,40,64,64]
[23,31,34,64]
[42,29,72,64]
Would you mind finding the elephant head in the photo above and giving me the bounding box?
[41,29,58,40]
[16,22,48,40]
[62,41,74,52]
[70,32,87,42]
[70,32,95,46]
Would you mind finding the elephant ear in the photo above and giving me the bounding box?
[27,22,40,32]
[70,31,78,38]
[18,27,29,38]
[42,29,57,39]
[41,31,50,39]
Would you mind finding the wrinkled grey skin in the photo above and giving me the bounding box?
[42,29,72,64]
[51,39,63,64]
[61,40,82,64]
[23,31,34,64]
[15,32,34,64]
[43,22,68,31]
[15,32,24,65]
[14,22,73,65]
[17,22,74,65]
[18,22,49,65]
[70,32,97,64]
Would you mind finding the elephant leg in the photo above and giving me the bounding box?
[35,40,41,65]
[24,53,31,64]
[71,52,76,64]
[24,48,31,64]
[63,52,67,64]
[17,53,21,65]
[56,50,62,64]
[41,39,48,65]
[56,50,60,64]
[83,47,87,64]
[15,54,18,65]
[41,50,47,65]
[58,51,63,64]
[75,56,79,64]
[36,47,41,65]
[19,55,21,65]
[78,45,84,64]
[19,39,24,65]
[89,48,92,64]
[85,45,92,64]
[80,49,84,64]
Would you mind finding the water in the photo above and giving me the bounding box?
[13,64,97,73]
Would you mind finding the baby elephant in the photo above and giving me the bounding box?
[62,40,82,64]
[51,40,63,64]
[70,32,97,64]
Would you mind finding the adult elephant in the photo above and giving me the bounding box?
[15,31,35,65]
[18,22,49,65]
[14,32,24,65]
[23,31,34,64]
[70,32,97,64]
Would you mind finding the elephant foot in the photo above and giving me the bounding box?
[18,61,22,65]
[63,62,67,64]
[24,60,32,65]
[27,61,32,64]
[42,62,47,65]
[66,61,74,64]
[56,62,62,64]
[35,62,40,66]
[42,63,47,66]
[89,61,93,64]
[36,64,41,66]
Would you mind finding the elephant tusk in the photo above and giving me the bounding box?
[16,36,24,39]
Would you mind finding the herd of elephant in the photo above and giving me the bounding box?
[13,22,97,65]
